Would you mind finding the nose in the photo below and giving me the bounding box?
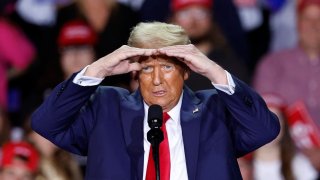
[152,66,162,86]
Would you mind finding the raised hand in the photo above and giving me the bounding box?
[84,45,156,78]
[158,44,228,85]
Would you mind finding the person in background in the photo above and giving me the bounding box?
[252,107,317,180]
[31,21,279,179]
[57,19,97,79]
[0,107,11,146]
[57,0,139,90]
[24,19,97,112]
[22,116,83,180]
[0,4,35,110]
[35,19,96,178]
[233,0,271,73]
[168,0,249,91]
[139,0,250,66]
[57,0,138,58]
[21,21,96,178]
[267,0,299,52]
[0,141,39,180]
[254,0,320,176]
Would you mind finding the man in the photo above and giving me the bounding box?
[0,141,39,180]
[31,22,279,179]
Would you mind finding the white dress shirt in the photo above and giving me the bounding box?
[142,96,188,180]
[73,66,236,179]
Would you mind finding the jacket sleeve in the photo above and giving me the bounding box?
[31,74,99,155]
[218,76,280,157]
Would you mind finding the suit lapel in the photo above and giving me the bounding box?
[180,87,202,180]
[120,90,145,180]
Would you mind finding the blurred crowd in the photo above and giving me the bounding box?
[0,0,319,179]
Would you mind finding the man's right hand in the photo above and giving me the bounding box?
[84,45,156,78]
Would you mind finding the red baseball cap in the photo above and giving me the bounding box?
[58,19,97,47]
[0,141,39,173]
[171,0,213,12]
[297,0,320,13]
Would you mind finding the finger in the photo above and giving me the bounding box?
[158,49,190,61]
[128,49,158,62]
[158,47,189,56]
[119,48,156,61]
[124,46,157,55]
[118,51,146,62]
[131,71,139,80]
[142,48,157,56]
[128,62,142,72]
[158,44,196,54]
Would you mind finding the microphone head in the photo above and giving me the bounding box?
[148,104,163,129]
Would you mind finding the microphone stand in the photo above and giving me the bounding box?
[153,140,160,180]
[147,128,163,180]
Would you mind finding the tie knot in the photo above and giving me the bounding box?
[163,112,170,124]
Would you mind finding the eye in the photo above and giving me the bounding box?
[162,65,173,71]
[141,66,153,73]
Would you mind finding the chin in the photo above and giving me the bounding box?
[149,100,165,107]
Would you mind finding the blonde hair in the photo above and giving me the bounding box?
[128,22,191,48]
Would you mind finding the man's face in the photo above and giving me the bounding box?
[172,5,212,41]
[138,56,188,112]
[298,4,320,50]
[60,45,95,78]
[0,164,33,180]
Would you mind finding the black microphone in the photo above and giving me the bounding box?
[147,104,163,180]
[148,104,163,129]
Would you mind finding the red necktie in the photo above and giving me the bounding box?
[146,112,171,180]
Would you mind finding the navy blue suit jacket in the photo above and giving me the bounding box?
[31,75,279,180]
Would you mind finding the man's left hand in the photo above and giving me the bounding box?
[158,44,228,85]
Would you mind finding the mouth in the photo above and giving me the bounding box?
[152,90,166,97]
